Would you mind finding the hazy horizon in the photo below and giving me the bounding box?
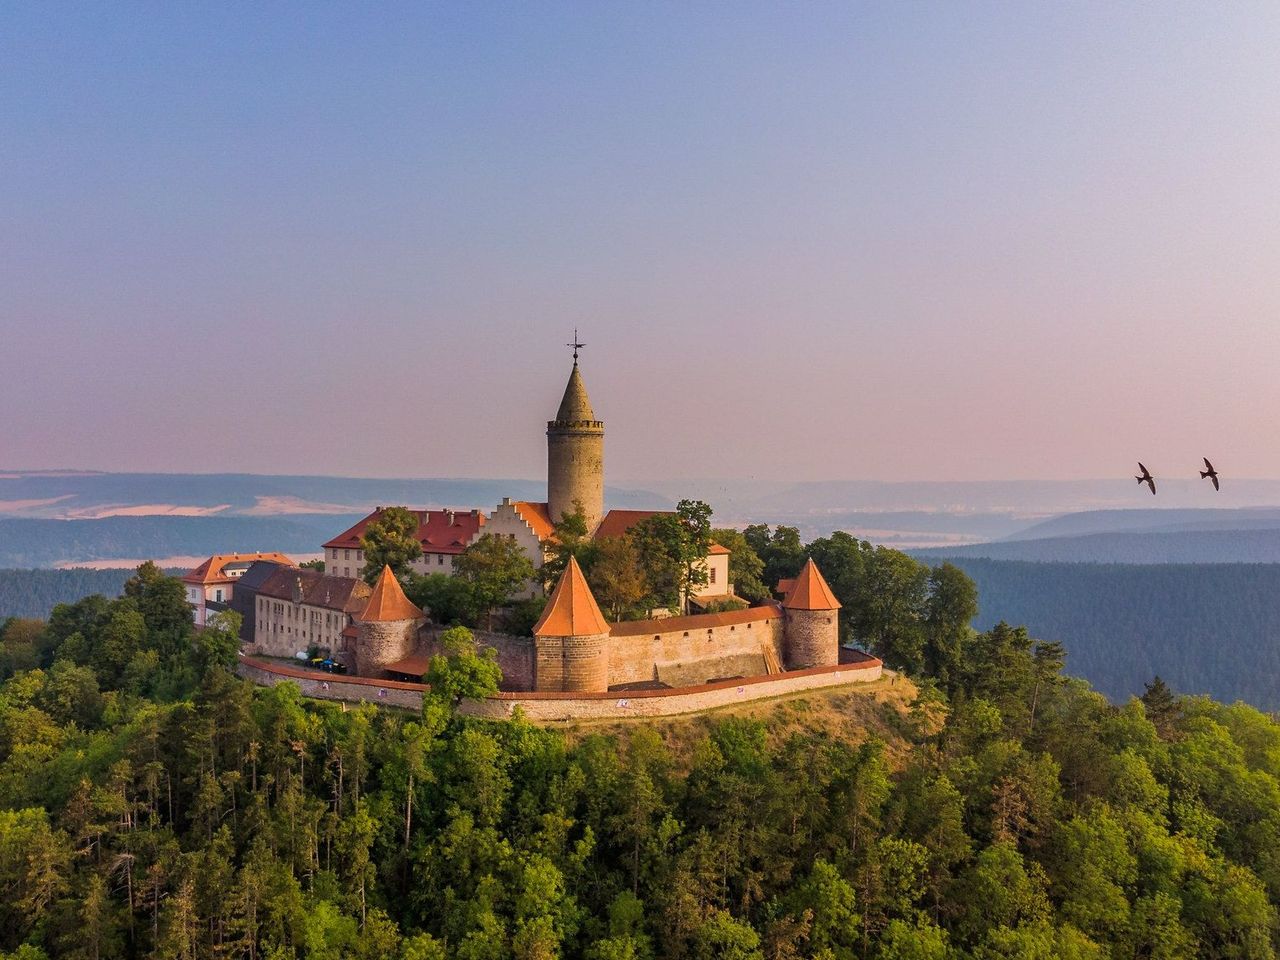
[4,3,1279,483]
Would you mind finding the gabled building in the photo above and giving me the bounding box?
[181,552,293,626]
[322,508,486,580]
[251,566,372,662]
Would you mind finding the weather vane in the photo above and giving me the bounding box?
[567,329,585,362]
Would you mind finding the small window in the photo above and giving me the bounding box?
[709,567,716,584]
[437,555,444,565]
[344,549,350,560]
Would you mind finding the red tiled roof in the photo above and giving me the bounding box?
[608,604,780,637]
[323,508,485,555]
[534,556,610,637]
[592,509,667,540]
[360,566,424,622]
[708,543,730,555]
[182,552,294,585]
[783,559,841,611]
[256,566,372,613]
[776,577,796,599]
[383,653,432,677]
[513,501,555,540]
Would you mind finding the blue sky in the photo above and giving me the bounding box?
[3,2,1279,482]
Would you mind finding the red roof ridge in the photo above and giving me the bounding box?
[533,556,609,637]
[783,558,841,610]
[359,566,424,622]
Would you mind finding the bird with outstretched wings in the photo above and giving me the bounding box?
[1200,457,1220,491]
[1135,462,1156,495]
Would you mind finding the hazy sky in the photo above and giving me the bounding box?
[3,2,1279,483]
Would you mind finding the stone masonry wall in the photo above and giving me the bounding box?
[419,626,535,691]
[547,424,604,532]
[607,616,785,687]
[783,609,840,669]
[239,658,426,710]
[356,619,418,677]
[238,654,884,720]
[534,633,609,692]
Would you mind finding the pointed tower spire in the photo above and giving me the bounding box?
[782,558,841,611]
[533,556,609,637]
[360,565,424,622]
[555,361,596,422]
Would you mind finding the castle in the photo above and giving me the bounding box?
[335,352,849,694]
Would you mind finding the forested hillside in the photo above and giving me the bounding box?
[0,568,182,620]
[932,559,1280,709]
[5,544,1280,958]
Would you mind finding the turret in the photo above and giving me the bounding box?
[547,359,605,532]
[355,565,424,677]
[782,558,841,669]
[532,556,610,692]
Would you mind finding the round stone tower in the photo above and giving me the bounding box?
[532,556,610,692]
[547,359,604,532]
[782,558,842,670]
[355,565,425,678]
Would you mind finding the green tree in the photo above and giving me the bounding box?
[922,562,978,688]
[455,534,537,629]
[744,524,806,591]
[360,507,423,584]
[589,537,648,622]
[540,503,593,591]
[425,626,502,706]
[405,573,479,627]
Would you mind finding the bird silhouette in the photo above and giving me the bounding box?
[1200,457,1220,491]
[1135,462,1156,495]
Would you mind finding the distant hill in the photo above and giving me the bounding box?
[932,557,1280,708]
[997,506,1280,542]
[0,471,671,519]
[0,567,184,620]
[0,514,363,568]
[916,528,1280,564]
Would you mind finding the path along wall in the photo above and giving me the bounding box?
[237,653,883,721]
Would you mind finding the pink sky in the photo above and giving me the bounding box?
[3,3,1279,482]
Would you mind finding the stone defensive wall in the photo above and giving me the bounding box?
[606,606,784,687]
[237,652,884,720]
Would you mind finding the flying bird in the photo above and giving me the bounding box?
[1200,457,1220,491]
[1135,462,1156,495]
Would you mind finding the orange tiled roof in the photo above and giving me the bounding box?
[323,508,485,555]
[783,559,841,611]
[182,552,294,585]
[592,509,666,540]
[708,543,730,555]
[776,577,796,599]
[360,566,424,622]
[609,604,779,637]
[513,501,555,540]
[533,556,609,637]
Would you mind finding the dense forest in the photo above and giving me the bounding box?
[5,537,1280,958]
[930,559,1280,709]
[0,569,182,621]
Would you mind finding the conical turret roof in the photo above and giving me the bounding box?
[783,558,841,610]
[554,362,596,422]
[360,565,424,622]
[533,556,610,637]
